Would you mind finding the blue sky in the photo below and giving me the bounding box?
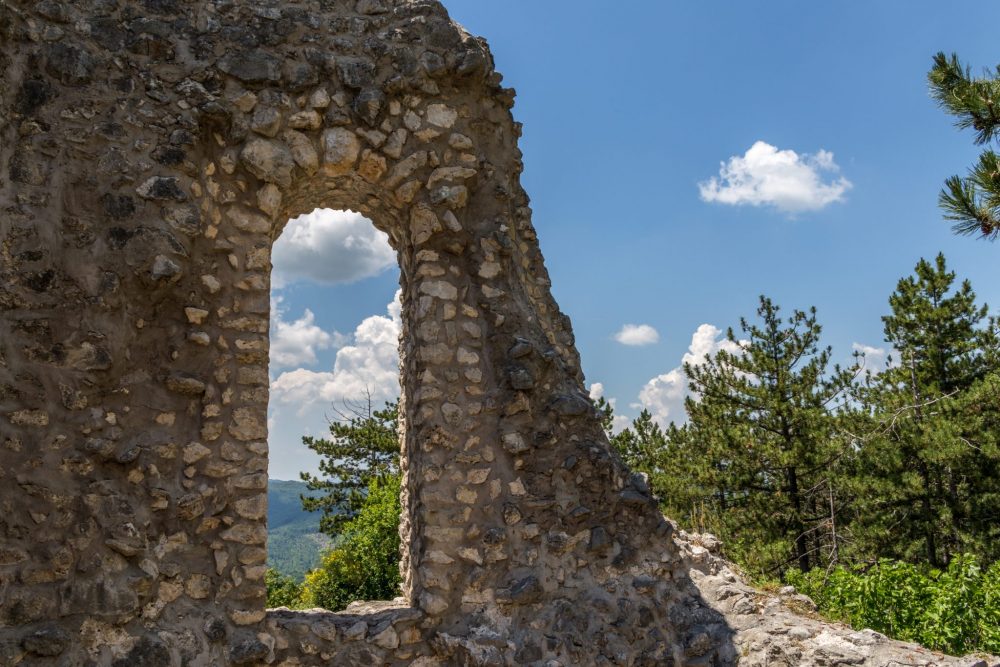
[266,1,1000,480]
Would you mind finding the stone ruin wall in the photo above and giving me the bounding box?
[0,1,994,666]
[0,1,734,664]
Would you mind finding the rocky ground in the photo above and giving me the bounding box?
[677,531,999,667]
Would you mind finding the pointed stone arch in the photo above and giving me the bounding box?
[0,1,736,664]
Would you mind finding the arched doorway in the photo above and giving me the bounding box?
[266,207,401,601]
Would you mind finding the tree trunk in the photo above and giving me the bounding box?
[787,466,810,572]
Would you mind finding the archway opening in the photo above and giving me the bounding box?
[265,207,405,612]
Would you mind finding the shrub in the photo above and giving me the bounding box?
[299,474,402,611]
[786,555,1000,655]
[265,568,304,608]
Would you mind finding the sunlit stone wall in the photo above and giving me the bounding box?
[0,1,734,664]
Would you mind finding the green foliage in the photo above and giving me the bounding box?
[300,397,400,537]
[882,253,989,394]
[786,556,1000,655]
[299,475,403,611]
[848,254,1000,567]
[265,568,304,608]
[610,409,666,475]
[928,52,1000,239]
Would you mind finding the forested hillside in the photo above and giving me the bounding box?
[267,480,332,581]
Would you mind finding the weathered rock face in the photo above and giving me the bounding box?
[0,1,992,666]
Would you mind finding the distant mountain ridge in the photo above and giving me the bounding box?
[267,479,333,581]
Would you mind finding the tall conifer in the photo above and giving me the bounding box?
[851,254,999,565]
[679,297,856,575]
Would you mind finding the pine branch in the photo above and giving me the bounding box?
[931,52,1000,241]
[930,52,1000,145]
[939,174,1000,240]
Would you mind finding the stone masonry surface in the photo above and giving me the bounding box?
[0,0,998,665]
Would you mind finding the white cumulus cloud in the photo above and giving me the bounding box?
[614,323,660,346]
[270,291,402,416]
[699,140,852,215]
[272,209,395,287]
[269,296,345,369]
[636,369,687,427]
[635,324,744,427]
[852,342,891,374]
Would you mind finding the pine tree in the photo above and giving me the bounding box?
[850,254,999,566]
[611,409,666,473]
[928,52,1000,239]
[679,297,857,576]
[299,396,400,537]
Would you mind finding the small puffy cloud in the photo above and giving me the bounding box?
[699,141,852,214]
[852,342,890,374]
[269,296,345,369]
[635,324,744,427]
[270,291,402,416]
[272,209,395,287]
[614,324,660,346]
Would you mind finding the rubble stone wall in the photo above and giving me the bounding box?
[0,1,989,666]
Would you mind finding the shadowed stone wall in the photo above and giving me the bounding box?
[0,0,722,664]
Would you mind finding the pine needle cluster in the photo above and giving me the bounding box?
[929,52,1000,239]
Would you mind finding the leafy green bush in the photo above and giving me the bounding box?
[298,474,402,611]
[265,568,304,608]
[786,555,1000,655]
